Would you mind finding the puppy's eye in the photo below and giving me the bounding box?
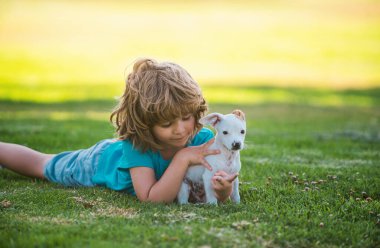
[223,131,228,135]
[241,130,245,134]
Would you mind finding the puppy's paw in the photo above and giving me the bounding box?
[206,198,218,205]
[177,182,191,204]
[178,199,189,205]
[230,193,241,204]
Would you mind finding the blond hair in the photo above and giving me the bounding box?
[110,58,208,152]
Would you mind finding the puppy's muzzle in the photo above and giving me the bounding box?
[231,141,241,151]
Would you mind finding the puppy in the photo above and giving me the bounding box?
[178,110,246,204]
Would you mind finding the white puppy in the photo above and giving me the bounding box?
[177,110,246,204]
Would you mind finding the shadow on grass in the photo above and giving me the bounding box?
[202,85,380,107]
[0,99,116,112]
[1,85,380,108]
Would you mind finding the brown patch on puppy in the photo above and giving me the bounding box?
[187,181,206,203]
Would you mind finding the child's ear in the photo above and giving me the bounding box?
[200,113,224,127]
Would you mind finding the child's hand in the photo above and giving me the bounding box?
[212,170,238,202]
[177,138,220,171]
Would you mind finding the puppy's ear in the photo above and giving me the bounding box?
[200,113,224,127]
[232,109,245,121]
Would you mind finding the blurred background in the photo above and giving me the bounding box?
[0,0,379,104]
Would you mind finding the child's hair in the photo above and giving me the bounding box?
[110,58,208,152]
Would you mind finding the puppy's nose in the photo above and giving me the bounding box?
[231,142,241,150]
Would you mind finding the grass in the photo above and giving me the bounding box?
[1,91,379,247]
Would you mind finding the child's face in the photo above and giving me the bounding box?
[152,114,195,150]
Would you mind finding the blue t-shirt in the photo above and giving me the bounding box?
[92,128,214,195]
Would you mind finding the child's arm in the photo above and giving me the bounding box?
[130,139,219,203]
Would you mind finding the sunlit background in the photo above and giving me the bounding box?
[0,0,379,104]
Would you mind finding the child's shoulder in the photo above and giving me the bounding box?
[190,127,214,146]
[197,127,214,136]
[120,139,147,152]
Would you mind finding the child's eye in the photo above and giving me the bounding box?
[160,122,172,128]
[182,115,192,121]
[223,131,228,135]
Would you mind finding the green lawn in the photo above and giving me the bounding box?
[1,89,379,247]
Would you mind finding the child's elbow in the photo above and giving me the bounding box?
[137,195,150,202]
[136,186,176,203]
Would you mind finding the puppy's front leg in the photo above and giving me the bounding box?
[230,177,241,204]
[177,181,190,204]
[203,173,218,204]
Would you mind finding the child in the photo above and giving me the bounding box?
[0,58,238,203]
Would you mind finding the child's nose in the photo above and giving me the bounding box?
[174,120,186,133]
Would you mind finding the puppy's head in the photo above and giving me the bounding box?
[201,110,246,151]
